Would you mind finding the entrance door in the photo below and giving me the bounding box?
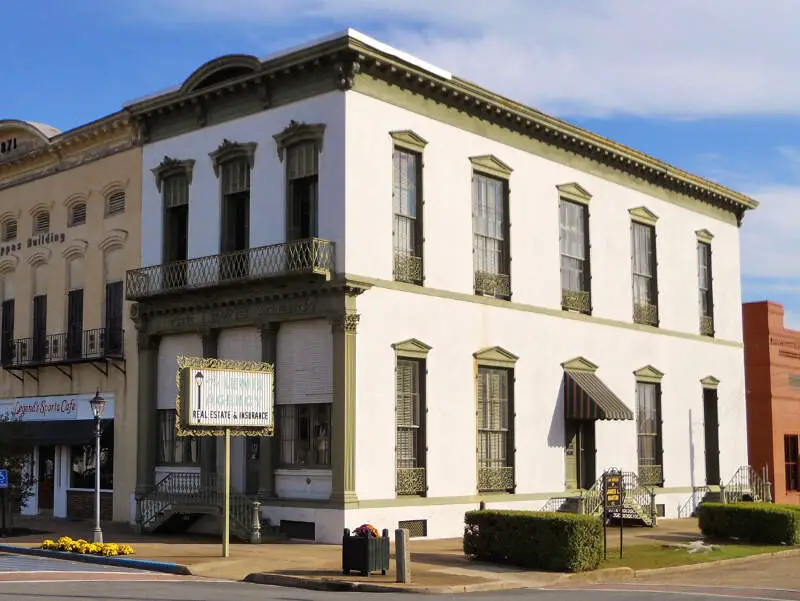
[565,419,597,490]
[220,191,250,281]
[66,289,83,360]
[37,445,56,512]
[32,295,47,362]
[245,436,260,495]
[703,388,721,486]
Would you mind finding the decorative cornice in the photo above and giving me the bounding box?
[469,155,513,179]
[334,59,361,90]
[561,356,598,373]
[209,139,257,176]
[98,228,128,252]
[390,130,428,154]
[696,229,714,244]
[557,182,592,205]
[273,121,326,161]
[629,206,659,226]
[151,156,196,192]
[180,54,261,95]
[634,365,665,383]
[701,375,720,389]
[62,239,89,261]
[392,338,432,359]
[474,346,518,367]
[27,249,51,266]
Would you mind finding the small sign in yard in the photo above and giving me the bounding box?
[602,469,625,560]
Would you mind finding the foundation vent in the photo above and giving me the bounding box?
[656,504,666,518]
[279,520,315,541]
[398,519,428,538]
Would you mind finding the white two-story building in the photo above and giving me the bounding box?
[124,30,758,543]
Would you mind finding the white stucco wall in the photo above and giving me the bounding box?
[140,92,346,272]
[344,91,744,344]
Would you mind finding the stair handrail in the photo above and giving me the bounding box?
[620,471,657,525]
[677,486,709,518]
[724,465,772,503]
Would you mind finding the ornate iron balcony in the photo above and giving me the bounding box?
[638,464,664,487]
[4,327,124,369]
[562,289,591,314]
[396,467,426,496]
[474,270,511,300]
[393,251,423,285]
[126,238,335,301]
[700,315,714,337]
[478,466,515,493]
[633,302,659,326]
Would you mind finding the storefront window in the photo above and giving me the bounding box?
[158,409,199,465]
[70,429,114,490]
[278,403,330,468]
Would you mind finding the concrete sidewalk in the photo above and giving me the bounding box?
[0,515,707,593]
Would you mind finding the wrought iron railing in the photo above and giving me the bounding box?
[633,302,659,326]
[724,465,772,503]
[539,497,569,513]
[393,251,423,285]
[477,466,514,492]
[677,486,710,518]
[125,238,335,300]
[562,289,591,313]
[6,327,123,368]
[638,464,664,487]
[396,467,426,495]
[474,271,511,299]
[700,315,714,337]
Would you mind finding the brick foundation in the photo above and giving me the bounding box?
[66,490,113,521]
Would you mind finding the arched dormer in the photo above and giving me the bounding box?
[180,55,261,94]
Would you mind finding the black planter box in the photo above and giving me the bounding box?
[342,528,390,576]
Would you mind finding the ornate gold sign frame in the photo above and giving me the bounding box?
[175,355,275,437]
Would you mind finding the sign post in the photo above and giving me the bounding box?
[0,469,8,537]
[602,469,624,560]
[176,357,274,560]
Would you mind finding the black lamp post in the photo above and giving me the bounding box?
[88,390,106,544]
[195,371,204,413]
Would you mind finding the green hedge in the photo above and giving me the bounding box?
[697,503,800,545]
[463,509,602,572]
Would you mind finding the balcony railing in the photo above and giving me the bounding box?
[396,467,426,496]
[474,270,511,300]
[562,289,591,314]
[638,464,664,488]
[126,238,335,301]
[4,327,124,369]
[700,315,714,337]
[393,251,423,285]
[478,466,515,493]
[633,302,659,327]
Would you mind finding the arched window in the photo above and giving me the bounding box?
[68,203,87,228]
[33,211,50,235]
[1,218,17,242]
[106,190,126,216]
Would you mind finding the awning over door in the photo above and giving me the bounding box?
[563,369,634,421]
[0,419,113,447]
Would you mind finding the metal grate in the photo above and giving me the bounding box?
[106,190,126,216]
[398,519,427,538]
[2,218,17,241]
[656,503,666,517]
[33,211,49,235]
[280,520,315,541]
[69,203,87,227]
[562,289,591,313]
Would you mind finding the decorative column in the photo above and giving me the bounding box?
[135,331,161,496]
[200,329,220,476]
[330,311,359,505]
[258,323,279,498]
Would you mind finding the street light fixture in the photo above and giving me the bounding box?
[195,371,204,412]
[89,390,106,544]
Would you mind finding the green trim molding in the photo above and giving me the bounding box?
[561,356,598,373]
[474,346,519,367]
[390,130,428,154]
[629,206,659,226]
[392,338,432,359]
[701,375,720,389]
[346,273,744,348]
[469,155,513,179]
[634,365,665,384]
[695,229,714,243]
[557,182,592,205]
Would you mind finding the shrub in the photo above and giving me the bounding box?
[697,503,800,545]
[463,509,602,572]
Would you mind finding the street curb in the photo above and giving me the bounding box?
[632,547,800,577]
[0,544,193,576]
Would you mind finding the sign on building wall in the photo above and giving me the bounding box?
[0,393,116,422]
[176,356,274,436]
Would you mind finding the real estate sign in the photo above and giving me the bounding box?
[180,366,273,429]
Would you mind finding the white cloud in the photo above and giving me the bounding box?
[741,184,800,279]
[130,0,800,119]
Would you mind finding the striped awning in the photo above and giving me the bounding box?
[563,370,634,421]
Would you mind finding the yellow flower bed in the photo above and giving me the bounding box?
[40,537,134,557]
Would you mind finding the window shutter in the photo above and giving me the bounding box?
[34,211,49,234]
[2,219,16,242]
[69,203,87,227]
[106,191,126,216]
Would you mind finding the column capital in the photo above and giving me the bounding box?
[137,332,161,351]
[332,312,360,334]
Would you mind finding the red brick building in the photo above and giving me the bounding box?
[743,301,800,505]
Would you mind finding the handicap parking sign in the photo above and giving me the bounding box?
[0,469,7,489]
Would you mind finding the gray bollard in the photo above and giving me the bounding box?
[395,528,411,584]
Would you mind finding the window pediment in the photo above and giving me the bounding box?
[63,192,89,209]
[561,356,598,373]
[629,206,659,226]
[274,121,326,161]
[474,346,518,367]
[392,338,432,359]
[98,228,128,252]
[152,156,196,192]
[557,182,592,205]
[29,201,53,217]
[180,54,261,94]
[701,375,720,389]
[634,365,664,383]
[27,249,51,266]
[696,229,714,243]
[209,140,257,177]
[390,130,428,153]
[62,239,89,261]
[469,155,513,179]
[0,256,18,274]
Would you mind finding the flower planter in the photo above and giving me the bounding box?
[342,528,390,576]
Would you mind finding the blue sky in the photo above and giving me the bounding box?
[4,0,799,328]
